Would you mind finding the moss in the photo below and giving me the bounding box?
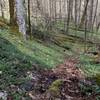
[49,80,62,96]
[94,74,100,85]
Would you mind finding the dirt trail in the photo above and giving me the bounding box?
[23,58,97,100]
[6,58,98,100]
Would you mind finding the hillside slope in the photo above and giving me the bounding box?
[0,28,100,99]
[0,29,71,89]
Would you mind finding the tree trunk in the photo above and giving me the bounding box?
[66,0,72,34]
[9,0,17,26]
[74,0,78,34]
[0,0,4,19]
[15,0,26,40]
[89,0,94,31]
[79,0,89,28]
[28,0,32,39]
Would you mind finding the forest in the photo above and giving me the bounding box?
[0,0,100,99]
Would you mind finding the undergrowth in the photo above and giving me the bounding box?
[0,29,69,89]
[0,28,100,99]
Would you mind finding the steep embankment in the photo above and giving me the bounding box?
[0,28,100,99]
[0,29,71,89]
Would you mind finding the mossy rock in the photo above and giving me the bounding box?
[94,74,100,85]
[48,79,62,96]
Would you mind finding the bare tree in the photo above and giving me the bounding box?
[0,0,5,18]
[28,0,32,39]
[8,0,17,26]
[66,0,72,34]
[79,0,89,28]
[15,0,27,40]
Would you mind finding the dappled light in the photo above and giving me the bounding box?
[0,0,100,99]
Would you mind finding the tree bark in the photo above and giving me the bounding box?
[15,0,26,40]
[28,0,32,39]
[9,0,17,26]
[79,0,89,28]
[0,0,4,19]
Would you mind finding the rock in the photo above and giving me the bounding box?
[0,71,2,74]
[28,92,37,100]
[20,81,34,91]
[48,79,63,97]
[0,91,7,100]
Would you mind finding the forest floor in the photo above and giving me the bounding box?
[0,26,100,99]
